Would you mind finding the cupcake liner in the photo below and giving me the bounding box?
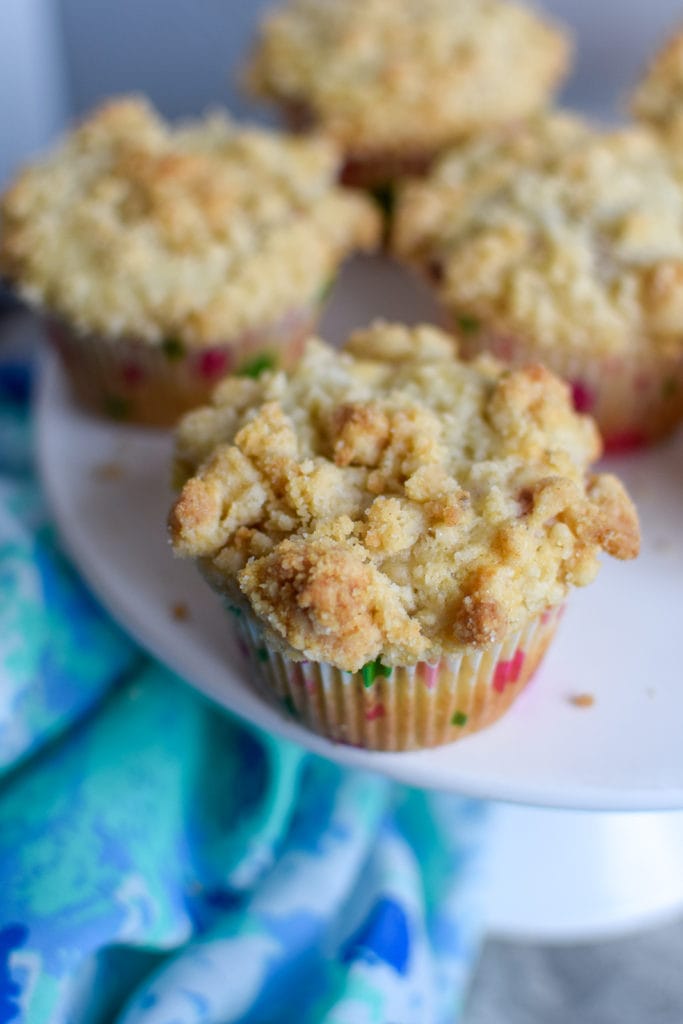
[280,100,436,194]
[231,604,564,751]
[339,149,437,192]
[341,151,437,235]
[45,304,318,427]
[454,322,683,453]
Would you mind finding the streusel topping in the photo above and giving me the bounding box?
[247,0,570,154]
[0,97,379,343]
[170,323,639,671]
[393,113,683,357]
[632,30,683,145]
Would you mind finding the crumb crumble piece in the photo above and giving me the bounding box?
[569,693,595,708]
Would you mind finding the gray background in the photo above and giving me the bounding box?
[3,0,683,185]
[466,919,683,1023]
[3,1,683,1019]
[56,0,683,123]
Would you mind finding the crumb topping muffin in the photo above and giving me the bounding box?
[0,97,379,343]
[246,0,571,157]
[632,29,683,145]
[393,113,683,359]
[169,322,639,672]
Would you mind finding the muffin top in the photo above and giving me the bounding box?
[393,113,683,358]
[169,322,639,672]
[632,29,683,145]
[0,97,379,344]
[246,0,571,155]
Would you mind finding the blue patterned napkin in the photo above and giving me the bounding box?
[0,354,488,1024]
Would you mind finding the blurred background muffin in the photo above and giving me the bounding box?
[0,96,379,425]
[392,113,683,451]
[245,0,571,199]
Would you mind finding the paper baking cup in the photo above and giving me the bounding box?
[454,323,683,453]
[231,604,564,751]
[340,149,437,191]
[45,305,318,427]
[280,100,436,191]
[340,150,437,237]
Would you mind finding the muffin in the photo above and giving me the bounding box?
[245,0,571,196]
[632,28,683,147]
[0,97,380,425]
[169,322,639,751]
[393,113,683,452]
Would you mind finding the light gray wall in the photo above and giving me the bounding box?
[57,0,683,122]
[2,0,683,188]
[541,0,683,119]
[58,0,273,121]
[0,0,69,184]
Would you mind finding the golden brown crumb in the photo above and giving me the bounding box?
[452,568,510,647]
[240,536,426,669]
[0,97,380,343]
[169,323,640,671]
[171,601,190,621]
[247,0,571,155]
[569,693,595,708]
[583,475,641,560]
[331,403,391,468]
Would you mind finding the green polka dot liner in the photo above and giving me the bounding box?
[45,304,318,427]
[230,605,565,751]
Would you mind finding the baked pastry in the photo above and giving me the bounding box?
[632,28,683,147]
[169,322,639,750]
[0,97,380,425]
[245,0,571,193]
[393,113,683,451]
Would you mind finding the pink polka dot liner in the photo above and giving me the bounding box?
[45,304,317,427]
[231,604,565,752]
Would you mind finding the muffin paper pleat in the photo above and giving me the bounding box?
[45,305,317,427]
[232,604,564,751]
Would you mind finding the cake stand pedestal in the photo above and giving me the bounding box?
[483,805,683,941]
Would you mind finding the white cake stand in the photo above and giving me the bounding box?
[35,258,683,941]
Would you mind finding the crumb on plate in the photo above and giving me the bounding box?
[171,601,190,622]
[569,692,595,708]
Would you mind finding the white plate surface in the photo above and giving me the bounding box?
[36,258,683,811]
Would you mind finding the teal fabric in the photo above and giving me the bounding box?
[0,359,488,1024]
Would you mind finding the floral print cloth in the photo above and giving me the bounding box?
[0,355,488,1024]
